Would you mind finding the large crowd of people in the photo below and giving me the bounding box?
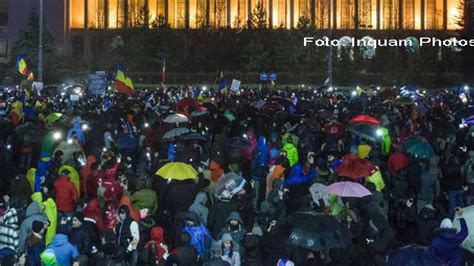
[0,82,473,265]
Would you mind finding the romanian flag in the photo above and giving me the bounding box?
[16,55,30,76]
[113,65,134,95]
[356,85,366,95]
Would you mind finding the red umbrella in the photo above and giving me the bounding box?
[261,101,284,113]
[336,157,377,179]
[176,98,198,110]
[387,152,409,176]
[349,115,380,125]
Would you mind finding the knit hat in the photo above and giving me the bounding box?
[74,212,85,224]
[277,258,295,266]
[32,220,44,234]
[440,218,453,229]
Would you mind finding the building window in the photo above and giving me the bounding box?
[359,0,376,29]
[447,0,462,29]
[338,0,355,29]
[277,0,287,27]
[175,0,186,28]
[315,0,329,29]
[88,0,106,28]
[129,0,146,27]
[211,0,227,27]
[299,0,310,18]
[381,0,399,29]
[235,0,247,27]
[192,0,207,28]
[71,0,85,28]
[403,0,415,28]
[108,0,127,28]
[149,0,166,25]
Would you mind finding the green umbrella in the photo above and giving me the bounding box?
[406,141,434,159]
[44,112,64,128]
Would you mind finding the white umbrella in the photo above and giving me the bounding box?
[164,113,189,124]
[453,205,474,253]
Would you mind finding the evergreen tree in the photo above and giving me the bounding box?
[9,10,62,83]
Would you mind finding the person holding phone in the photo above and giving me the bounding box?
[429,207,468,266]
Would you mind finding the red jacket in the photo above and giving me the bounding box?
[82,198,106,234]
[54,175,78,212]
[87,169,104,199]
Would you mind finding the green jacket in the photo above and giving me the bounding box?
[283,143,299,167]
[131,189,158,215]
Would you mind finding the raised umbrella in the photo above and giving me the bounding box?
[176,98,198,110]
[227,136,250,149]
[288,228,347,252]
[347,123,381,143]
[386,244,447,266]
[191,110,209,117]
[164,113,189,124]
[406,140,435,159]
[163,127,190,139]
[261,101,285,113]
[155,162,198,180]
[349,115,380,125]
[214,172,247,200]
[335,157,377,179]
[326,181,372,198]
[378,89,397,100]
[182,132,208,142]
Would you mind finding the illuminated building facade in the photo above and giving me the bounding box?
[67,0,464,30]
[3,0,471,57]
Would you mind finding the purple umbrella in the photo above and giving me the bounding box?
[326,181,372,198]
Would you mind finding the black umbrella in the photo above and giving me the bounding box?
[182,132,208,142]
[227,136,250,149]
[386,245,446,266]
[288,228,347,252]
[286,212,352,240]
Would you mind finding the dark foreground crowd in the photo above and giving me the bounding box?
[0,83,473,266]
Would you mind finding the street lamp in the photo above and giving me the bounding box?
[38,0,43,82]
[327,0,332,87]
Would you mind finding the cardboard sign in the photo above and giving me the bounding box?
[230,79,241,92]
[88,74,107,95]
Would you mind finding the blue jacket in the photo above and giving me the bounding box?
[257,136,269,167]
[46,234,79,266]
[115,132,138,151]
[429,218,468,266]
[284,163,316,186]
[67,122,86,145]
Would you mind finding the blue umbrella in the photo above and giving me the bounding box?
[407,141,435,159]
[386,245,446,266]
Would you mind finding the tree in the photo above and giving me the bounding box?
[251,0,268,29]
[242,39,270,71]
[9,10,62,83]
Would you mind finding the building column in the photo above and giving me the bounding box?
[310,0,316,27]
[442,0,447,29]
[165,0,169,25]
[105,0,109,29]
[248,0,252,24]
[145,0,150,27]
[420,0,424,29]
[124,0,129,28]
[85,0,89,29]
[186,0,190,28]
[332,0,337,29]
[398,0,403,29]
[206,0,211,27]
[355,0,359,29]
[290,0,294,28]
[227,0,231,27]
[376,0,380,29]
[269,0,273,27]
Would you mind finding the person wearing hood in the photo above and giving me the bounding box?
[115,205,140,253]
[131,178,158,216]
[284,154,316,214]
[429,208,468,266]
[189,191,209,225]
[417,161,440,214]
[144,226,167,264]
[442,156,468,218]
[218,233,241,266]
[82,198,106,235]
[183,211,212,259]
[54,170,78,226]
[26,220,45,266]
[203,244,231,266]
[67,121,86,146]
[18,202,47,253]
[219,211,246,246]
[46,234,79,266]
[208,193,238,239]
[251,136,270,210]
[282,143,298,167]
